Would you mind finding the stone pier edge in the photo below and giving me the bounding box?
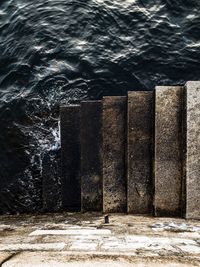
[58,81,199,219]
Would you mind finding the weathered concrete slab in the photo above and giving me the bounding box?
[30,229,111,236]
[127,91,153,214]
[1,214,200,266]
[42,149,61,212]
[2,253,196,267]
[60,106,81,211]
[0,243,65,251]
[103,97,127,213]
[154,86,183,217]
[0,252,13,265]
[183,81,200,219]
[81,101,102,212]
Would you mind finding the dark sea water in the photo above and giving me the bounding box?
[0,0,200,213]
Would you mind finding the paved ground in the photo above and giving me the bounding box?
[0,213,200,266]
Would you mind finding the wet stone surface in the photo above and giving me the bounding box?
[102,97,127,213]
[154,86,183,217]
[81,101,103,212]
[127,91,153,214]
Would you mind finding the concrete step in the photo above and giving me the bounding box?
[183,81,200,219]
[154,86,183,217]
[127,91,153,214]
[59,81,200,219]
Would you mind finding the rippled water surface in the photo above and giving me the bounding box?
[0,0,200,213]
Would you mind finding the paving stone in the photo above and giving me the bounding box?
[154,86,183,217]
[29,229,111,236]
[70,241,98,251]
[102,97,127,213]
[0,243,65,251]
[177,244,200,254]
[0,252,12,265]
[0,214,200,266]
[60,105,81,211]
[183,81,200,219]
[127,91,153,214]
[3,252,179,267]
[81,101,103,212]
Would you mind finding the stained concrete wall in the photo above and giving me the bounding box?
[102,97,127,213]
[183,81,200,219]
[154,86,183,217]
[81,101,103,212]
[60,105,81,211]
[56,83,200,219]
[127,91,153,214]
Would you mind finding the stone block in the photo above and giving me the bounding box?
[102,96,127,213]
[81,101,103,212]
[60,105,81,211]
[154,86,183,217]
[127,91,153,214]
[183,81,200,219]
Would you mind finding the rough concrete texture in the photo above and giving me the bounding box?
[127,91,153,214]
[60,106,81,211]
[0,213,200,266]
[0,252,13,265]
[2,253,197,267]
[184,81,200,219]
[81,101,103,212]
[102,97,127,213]
[155,86,183,217]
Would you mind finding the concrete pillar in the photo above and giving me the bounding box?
[183,81,200,219]
[60,105,81,211]
[155,86,183,217]
[127,91,153,214]
[103,96,127,213]
[81,101,103,212]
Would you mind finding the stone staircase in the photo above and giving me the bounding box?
[60,81,200,220]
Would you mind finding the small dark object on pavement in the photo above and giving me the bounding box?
[104,214,109,224]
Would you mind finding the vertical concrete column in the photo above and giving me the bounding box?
[103,96,127,213]
[127,91,153,214]
[60,105,81,211]
[183,81,200,219]
[155,86,183,217]
[81,101,103,212]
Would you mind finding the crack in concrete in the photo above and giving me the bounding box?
[0,252,20,267]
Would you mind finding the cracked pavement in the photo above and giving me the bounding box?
[0,213,200,266]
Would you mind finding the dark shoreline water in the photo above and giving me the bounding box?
[0,0,200,213]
